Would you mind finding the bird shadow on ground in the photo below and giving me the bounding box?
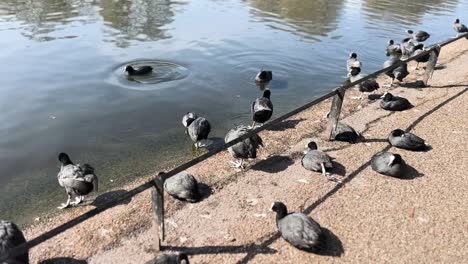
[91,189,132,208]
[250,155,294,173]
[362,138,389,143]
[266,118,305,132]
[313,228,344,257]
[197,182,214,202]
[330,161,346,177]
[201,137,226,152]
[387,164,424,180]
[39,258,87,264]
[401,80,426,89]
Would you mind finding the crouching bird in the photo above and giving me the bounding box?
[57,153,99,209]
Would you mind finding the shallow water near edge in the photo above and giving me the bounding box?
[0,0,467,226]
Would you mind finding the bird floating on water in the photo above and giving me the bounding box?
[407,29,430,43]
[145,252,190,264]
[224,125,263,169]
[164,171,200,203]
[371,151,406,177]
[255,69,272,83]
[388,129,430,151]
[380,92,413,111]
[57,153,99,209]
[124,65,153,76]
[182,112,211,148]
[251,89,273,128]
[0,220,29,264]
[453,18,468,39]
[271,202,323,252]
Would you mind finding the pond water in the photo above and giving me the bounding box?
[0,0,466,225]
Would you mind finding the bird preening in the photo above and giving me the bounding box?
[182,112,211,149]
[0,220,29,264]
[57,153,99,209]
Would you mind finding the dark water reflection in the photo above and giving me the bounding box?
[0,0,466,225]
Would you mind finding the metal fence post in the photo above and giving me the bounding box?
[423,46,441,86]
[151,175,165,251]
[328,86,346,140]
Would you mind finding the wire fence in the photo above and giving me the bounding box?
[2,32,467,262]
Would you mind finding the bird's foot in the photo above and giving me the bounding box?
[70,197,83,206]
[57,203,70,209]
[230,160,244,169]
[324,173,342,183]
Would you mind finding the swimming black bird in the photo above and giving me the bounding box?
[255,69,272,83]
[164,171,200,203]
[271,202,323,252]
[348,66,380,93]
[383,57,408,86]
[0,220,29,264]
[453,18,468,38]
[407,29,430,42]
[251,89,273,128]
[182,112,211,148]
[145,252,189,264]
[371,151,406,177]
[380,92,413,111]
[124,65,153,76]
[57,153,99,209]
[346,52,361,73]
[386,40,402,57]
[224,125,263,168]
[388,129,430,151]
[301,141,337,181]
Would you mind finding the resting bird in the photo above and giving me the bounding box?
[453,18,468,38]
[407,29,430,43]
[371,151,405,177]
[145,253,189,264]
[225,125,263,168]
[271,202,323,252]
[330,120,362,143]
[251,89,273,128]
[301,141,338,181]
[164,171,200,203]
[0,220,29,264]
[57,153,99,209]
[124,65,153,76]
[380,92,413,111]
[255,69,272,83]
[348,66,379,93]
[386,40,402,58]
[383,57,408,86]
[388,129,430,151]
[400,37,417,58]
[346,52,361,73]
[182,112,211,148]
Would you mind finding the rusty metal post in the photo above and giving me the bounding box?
[151,175,165,251]
[327,86,346,140]
[423,46,441,86]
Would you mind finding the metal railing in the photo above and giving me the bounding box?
[2,32,467,262]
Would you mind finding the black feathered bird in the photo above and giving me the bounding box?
[251,89,273,128]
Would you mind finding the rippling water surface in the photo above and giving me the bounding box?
[0,0,466,225]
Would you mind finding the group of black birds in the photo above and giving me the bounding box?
[1,18,467,264]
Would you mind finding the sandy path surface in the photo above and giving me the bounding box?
[26,39,468,264]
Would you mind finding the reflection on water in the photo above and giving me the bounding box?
[100,0,183,47]
[0,0,466,225]
[249,0,345,41]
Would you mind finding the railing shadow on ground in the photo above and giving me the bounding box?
[233,87,467,263]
